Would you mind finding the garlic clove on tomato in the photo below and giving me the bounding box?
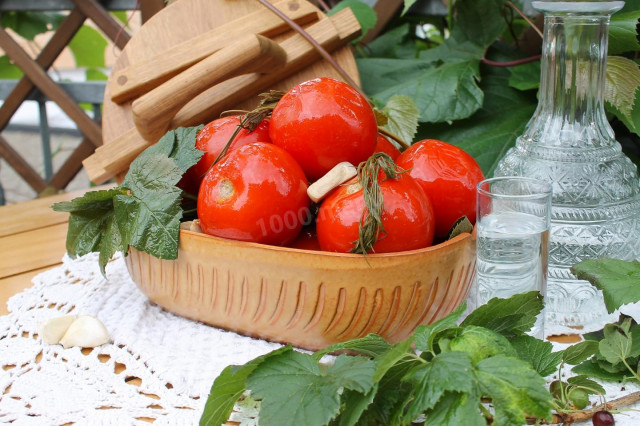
[307,162,357,203]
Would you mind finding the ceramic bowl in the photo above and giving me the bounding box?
[125,229,476,351]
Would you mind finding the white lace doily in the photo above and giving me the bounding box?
[1,253,639,425]
[0,253,281,425]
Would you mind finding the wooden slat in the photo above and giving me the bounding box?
[0,26,102,146]
[0,223,68,279]
[140,0,165,23]
[0,267,54,316]
[72,0,131,49]
[0,0,136,11]
[0,133,47,192]
[0,9,86,131]
[49,139,96,190]
[0,185,113,238]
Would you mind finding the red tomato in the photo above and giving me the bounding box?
[316,173,435,253]
[180,116,271,194]
[374,134,401,160]
[198,143,309,246]
[396,139,484,239]
[269,77,377,181]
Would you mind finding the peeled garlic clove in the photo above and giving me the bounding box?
[39,315,77,345]
[59,315,110,349]
[307,162,357,203]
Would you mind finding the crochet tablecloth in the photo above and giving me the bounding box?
[1,253,639,424]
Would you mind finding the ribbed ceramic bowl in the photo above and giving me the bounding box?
[124,229,476,351]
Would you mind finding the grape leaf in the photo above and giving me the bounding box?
[361,24,415,59]
[418,30,485,64]
[605,56,640,123]
[562,340,600,365]
[414,303,466,352]
[418,72,537,176]
[599,319,636,365]
[422,391,484,426]
[372,338,414,382]
[358,58,436,96]
[572,358,633,382]
[402,351,475,421]
[313,334,391,360]
[567,375,606,396]
[475,355,553,425]
[379,95,420,145]
[68,25,108,68]
[328,0,376,44]
[51,126,203,274]
[246,352,375,426]
[571,258,640,313]
[609,11,640,54]
[510,335,563,376]
[508,61,541,91]
[455,0,507,47]
[461,291,543,338]
[199,346,293,426]
[449,326,517,365]
[333,386,377,426]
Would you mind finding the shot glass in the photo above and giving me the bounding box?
[475,177,552,339]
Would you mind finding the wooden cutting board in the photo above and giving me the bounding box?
[95,0,360,183]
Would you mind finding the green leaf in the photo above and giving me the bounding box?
[571,258,640,313]
[133,126,204,174]
[116,155,183,259]
[418,72,537,176]
[402,351,474,421]
[461,291,543,338]
[362,24,414,59]
[449,326,517,365]
[567,375,606,396]
[607,85,640,136]
[86,68,108,81]
[0,55,23,79]
[372,337,414,382]
[605,56,640,123]
[111,11,128,25]
[200,346,293,426]
[247,352,375,426]
[508,61,541,91]
[374,59,483,123]
[414,303,466,352]
[68,25,107,68]
[334,385,378,426]
[380,95,419,145]
[422,391,484,426]
[418,30,485,64]
[609,11,640,54]
[599,319,635,365]
[52,188,128,274]
[475,355,553,425]
[313,334,392,360]
[572,359,633,381]
[402,0,418,16]
[510,335,563,376]
[0,12,63,41]
[447,216,473,240]
[328,0,376,44]
[562,340,600,365]
[358,58,436,96]
[455,0,507,47]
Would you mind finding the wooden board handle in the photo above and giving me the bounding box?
[110,0,318,104]
[131,34,287,143]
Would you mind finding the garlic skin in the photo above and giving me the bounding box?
[39,315,77,345]
[59,315,110,349]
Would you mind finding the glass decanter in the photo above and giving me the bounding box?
[494,1,640,329]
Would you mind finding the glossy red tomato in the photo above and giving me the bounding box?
[180,116,271,194]
[198,143,309,246]
[396,139,485,239]
[316,173,435,253]
[269,77,377,181]
[374,134,401,160]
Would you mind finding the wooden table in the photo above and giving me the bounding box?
[0,186,111,315]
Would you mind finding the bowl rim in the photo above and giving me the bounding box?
[178,226,476,259]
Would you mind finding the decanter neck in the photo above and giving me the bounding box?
[525,2,623,147]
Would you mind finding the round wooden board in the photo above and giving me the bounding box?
[101,0,360,151]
